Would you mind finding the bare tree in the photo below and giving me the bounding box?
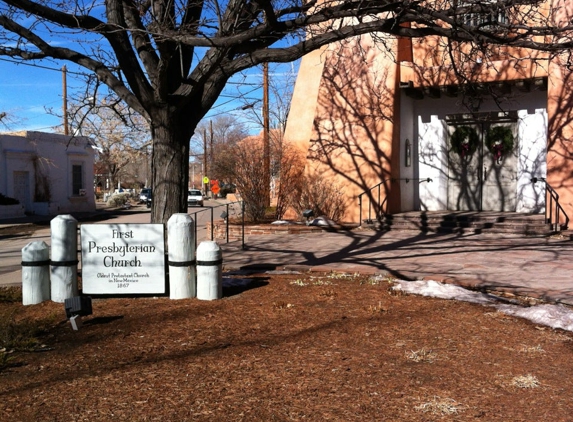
[227,135,268,221]
[238,62,297,133]
[70,100,151,193]
[227,128,300,221]
[0,0,570,223]
[269,64,296,134]
[209,115,249,147]
[274,140,305,220]
[0,110,21,130]
[193,115,248,183]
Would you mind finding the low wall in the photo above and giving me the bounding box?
[0,204,25,219]
[208,220,325,242]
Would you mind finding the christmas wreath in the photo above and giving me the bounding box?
[486,126,514,163]
[450,126,479,159]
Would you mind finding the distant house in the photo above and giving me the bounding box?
[0,131,95,218]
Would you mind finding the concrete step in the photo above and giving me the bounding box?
[363,212,554,237]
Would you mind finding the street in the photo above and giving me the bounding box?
[0,198,241,287]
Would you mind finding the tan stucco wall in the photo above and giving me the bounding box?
[544,1,573,226]
[286,0,573,225]
[285,35,402,222]
[283,47,327,153]
[546,65,573,225]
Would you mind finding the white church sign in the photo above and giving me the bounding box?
[80,224,165,294]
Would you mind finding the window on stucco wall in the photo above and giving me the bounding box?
[72,164,83,195]
[459,1,508,28]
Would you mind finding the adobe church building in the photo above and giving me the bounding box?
[284,5,573,230]
[0,131,95,218]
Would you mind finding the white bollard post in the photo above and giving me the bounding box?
[196,241,223,300]
[21,241,51,305]
[167,213,196,299]
[50,215,79,303]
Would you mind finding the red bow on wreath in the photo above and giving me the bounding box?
[486,126,514,165]
[492,143,503,163]
[461,141,470,158]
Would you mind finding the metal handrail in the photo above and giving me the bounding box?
[358,178,432,225]
[358,179,391,225]
[391,177,433,184]
[188,200,245,249]
[531,177,569,231]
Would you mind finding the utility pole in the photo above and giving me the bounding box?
[203,127,208,196]
[263,62,270,207]
[62,66,69,136]
[210,119,214,177]
[209,120,214,197]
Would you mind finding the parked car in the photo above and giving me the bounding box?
[139,188,152,203]
[187,189,204,207]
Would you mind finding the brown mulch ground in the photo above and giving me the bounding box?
[1,271,573,421]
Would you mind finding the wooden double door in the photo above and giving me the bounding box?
[447,120,518,212]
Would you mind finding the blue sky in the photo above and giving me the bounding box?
[0,56,299,135]
[0,58,69,132]
[0,2,301,135]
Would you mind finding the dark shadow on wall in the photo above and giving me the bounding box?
[308,38,398,220]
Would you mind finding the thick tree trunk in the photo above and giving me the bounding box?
[150,108,192,225]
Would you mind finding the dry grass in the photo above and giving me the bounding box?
[272,301,294,310]
[1,272,573,421]
[406,348,438,363]
[415,397,466,415]
[510,374,541,389]
[367,301,389,313]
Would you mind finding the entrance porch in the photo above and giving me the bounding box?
[365,211,553,237]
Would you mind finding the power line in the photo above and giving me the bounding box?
[208,85,261,110]
[1,57,277,123]
[0,57,89,77]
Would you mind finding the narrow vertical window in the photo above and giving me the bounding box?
[72,164,83,195]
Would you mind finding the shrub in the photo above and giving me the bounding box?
[107,193,131,207]
[274,145,306,220]
[220,183,236,197]
[291,173,347,222]
[228,139,268,222]
[0,193,19,206]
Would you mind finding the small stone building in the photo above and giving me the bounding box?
[0,131,95,218]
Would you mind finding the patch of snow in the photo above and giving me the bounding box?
[395,280,495,305]
[497,304,573,332]
[308,216,340,228]
[393,280,573,332]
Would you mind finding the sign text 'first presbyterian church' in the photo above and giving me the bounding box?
[81,224,165,295]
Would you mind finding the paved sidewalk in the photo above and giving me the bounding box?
[3,210,573,305]
[219,229,573,306]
